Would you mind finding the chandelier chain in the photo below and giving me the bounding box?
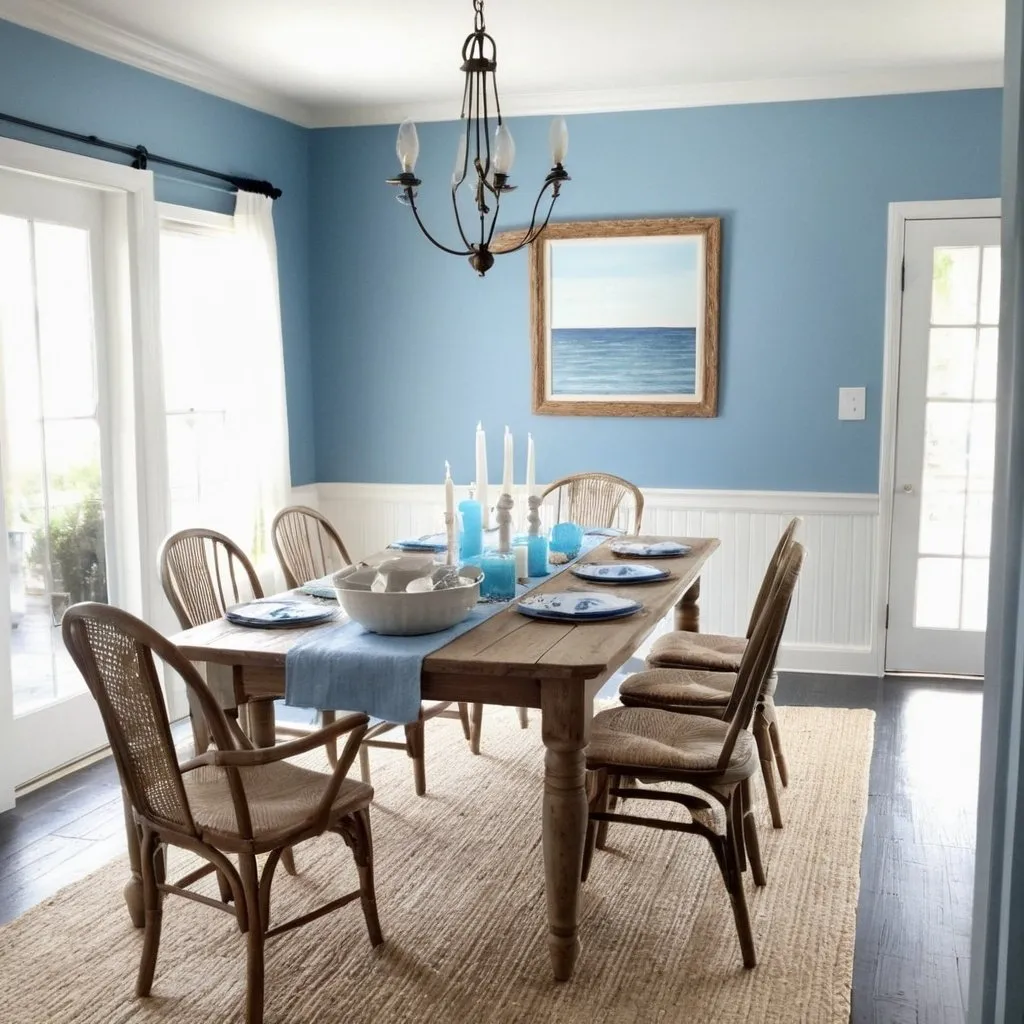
[473,0,485,33]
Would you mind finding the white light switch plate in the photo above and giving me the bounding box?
[838,387,866,420]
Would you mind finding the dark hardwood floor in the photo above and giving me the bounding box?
[0,676,982,1023]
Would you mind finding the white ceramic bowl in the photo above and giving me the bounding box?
[331,565,483,636]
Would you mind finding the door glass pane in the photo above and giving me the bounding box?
[915,557,963,628]
[1,216,108,715]
[980,246,1000,325]
[961,558,990,632]
[926,328,976,399]
[975,328,998,400]
[932,247,981,325]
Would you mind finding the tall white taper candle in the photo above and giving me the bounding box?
[475,421,489,529]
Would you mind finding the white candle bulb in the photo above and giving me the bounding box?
[396,119,419,174]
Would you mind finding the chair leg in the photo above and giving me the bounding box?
[135,828,163,997]
[582,770,608,883]
[470,703,484,755]
[457,702,472,741]
[753,709,784,830]
[349,807,384,947]
[740,778,766,887]
[239,854,266,1024]
[358,744,372,785]
[595,773,620,850]
[404,718,426,796]
[517,706,529,729]
[322,709,338,769]
[765,700,789,788]
[722,794,757,969]
[281,848,298,876]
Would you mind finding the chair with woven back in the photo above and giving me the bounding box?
[633,517,802,829]
[61,601,382,1024]
[540,471,645,535]
[270,505,474,794]
[581,541,805,969]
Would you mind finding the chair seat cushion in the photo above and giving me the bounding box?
[184,761,373,841]
[619,668,736,708]
[646,631,746,672]
[587,706,756,783]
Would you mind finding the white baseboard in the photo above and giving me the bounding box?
[314,481,882,677]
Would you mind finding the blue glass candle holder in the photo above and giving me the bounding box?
[459,499,483,560]
[527,534,550,577]
[480,551,517,600]
[550,521,583,559]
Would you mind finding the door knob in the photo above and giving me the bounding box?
[902,484,914,493]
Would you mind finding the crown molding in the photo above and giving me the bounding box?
[0,0,316,126]
[305,59,1004,128]
[0,1,1002,130]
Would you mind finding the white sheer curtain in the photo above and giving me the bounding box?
[229,192,291,589]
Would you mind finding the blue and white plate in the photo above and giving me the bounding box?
[570,562,670,585]
[390,533,449,553]
[515,591,642,623]
[583,526,625,538]
[225,600,337,629]
[609,540,691,559]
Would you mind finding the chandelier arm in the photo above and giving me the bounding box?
[406,191,473,257]
[451,188,473,250]
[493,181,555,253]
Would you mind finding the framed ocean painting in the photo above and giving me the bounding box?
[523,217,720,417]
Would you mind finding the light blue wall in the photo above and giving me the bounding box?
[310,90,1002,492]
[0,19,316,485]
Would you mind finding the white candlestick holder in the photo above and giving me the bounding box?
[496,492,514,555]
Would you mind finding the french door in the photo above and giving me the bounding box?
[886,214,1000,676]
[0,170,118,786]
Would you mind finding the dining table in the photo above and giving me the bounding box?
[135,534,719,982]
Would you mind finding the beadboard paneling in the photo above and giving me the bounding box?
[312,483,880,675]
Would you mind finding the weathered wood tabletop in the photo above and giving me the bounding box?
[167,535,719,981]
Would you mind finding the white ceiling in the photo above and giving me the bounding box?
[0,0,1005,127]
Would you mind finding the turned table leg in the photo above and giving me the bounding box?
[540,683,592,982]
[247,699,278,749]
[674,576,702,632]
[122,788,145,928]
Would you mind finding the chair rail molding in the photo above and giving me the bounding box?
[314,482,881,676]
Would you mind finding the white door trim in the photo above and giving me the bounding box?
[0,134,164,809]
[876,198,1002,676]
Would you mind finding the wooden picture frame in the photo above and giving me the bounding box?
[506,217,720,417]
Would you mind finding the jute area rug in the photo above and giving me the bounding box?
[0,704,874,1024]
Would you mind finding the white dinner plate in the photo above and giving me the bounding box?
[515,591,642,622]
[570,562,670,584]
[225,600,337,629]
[609,540,691,559]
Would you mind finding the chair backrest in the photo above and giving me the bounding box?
[159,528,263,630]
[718,542,805,770]
[540,473,644,535]
[744,517,802,638]
[61,602,240,838]
[272,505,352,589]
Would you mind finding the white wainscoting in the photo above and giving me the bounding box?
[311,483,881,676]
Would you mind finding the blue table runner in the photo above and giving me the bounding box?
[285,543,600,724]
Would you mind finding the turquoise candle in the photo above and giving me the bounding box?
[459,499,483,560]
[550,521,583,559]
[480,551,517,600]
[528,534,550,577]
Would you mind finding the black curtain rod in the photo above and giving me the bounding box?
[0,110,282,200]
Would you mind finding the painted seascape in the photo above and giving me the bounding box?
[548,235,701,397]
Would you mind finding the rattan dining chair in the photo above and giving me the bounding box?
[540,472,645,535]
[158,527,266,756]
[61,602,382,1024]
[639,517,802,828]
[581,542,804,969]
[270,506,474,794]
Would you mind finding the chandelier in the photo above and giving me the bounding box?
[386,0,570,277]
